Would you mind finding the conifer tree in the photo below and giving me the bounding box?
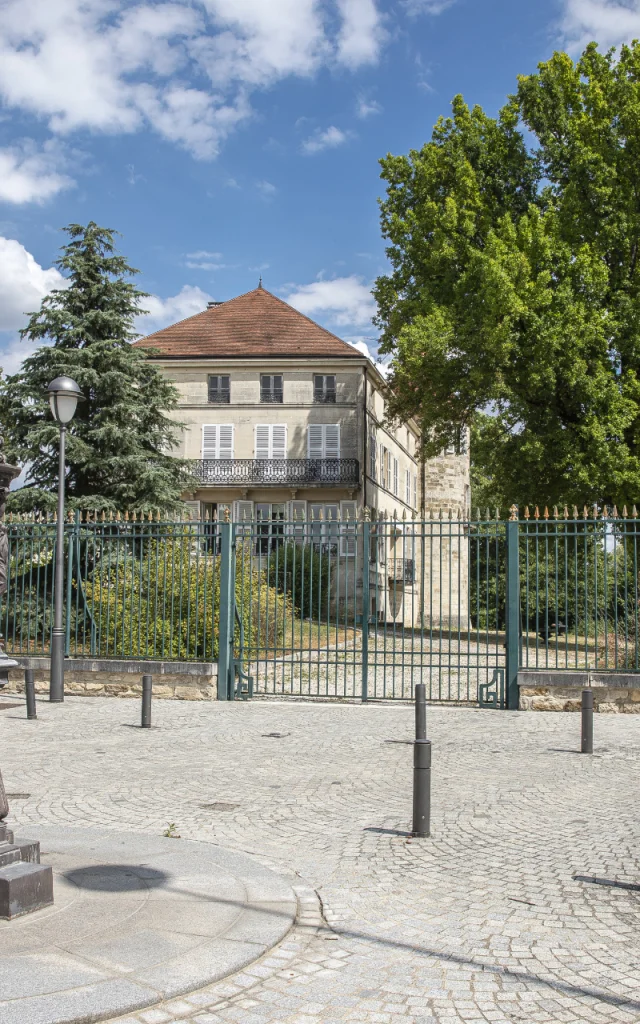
[1,222,191,511]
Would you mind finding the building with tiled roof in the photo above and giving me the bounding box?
[135,284,469,626]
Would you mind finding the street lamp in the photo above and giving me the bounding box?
[47,376,84,703]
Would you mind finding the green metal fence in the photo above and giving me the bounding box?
[2,506,639,705]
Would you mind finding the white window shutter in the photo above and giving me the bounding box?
[255,425,271,459]
[271,425,287,459]
[369,433,377,480]
[413,474,417,509]
[405,469,411,504]
[394,458,399,495]
[202,425,218,459]
[219,425,234,459]
[324,424,340,459]
[233,500,254,522]
[182,500,201,521]
[308,425,324,458]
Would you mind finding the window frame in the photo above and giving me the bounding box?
[207,374,230,404]
[260,374,284,403]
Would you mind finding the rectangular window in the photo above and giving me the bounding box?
[393,458,399,495]
[255,424,287,459]
[386,450,392,491]
[234,500,254,537]
[413,474,417,509]
[405,468,411,505]
[313,374,336,403]
[255,502,285,554]
[369,432,377,480]
[202,424,234,460]
[207,375,230,403]
[307,424,340,459]
[309,503,339,551]
[340,501,357,555]
[289,500,307,540]
[260,374,283,403]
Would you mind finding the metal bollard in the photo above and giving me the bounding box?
[581,688,593,754]
[141,675,152,728]
[412,683,431,837]
[415,682,427,740]
[25,669,37,720]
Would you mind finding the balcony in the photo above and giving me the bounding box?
[191,458,360,487]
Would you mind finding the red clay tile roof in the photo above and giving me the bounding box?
[134,286,364,359]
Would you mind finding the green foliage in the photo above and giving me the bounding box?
[375,43,640,508]
[266,541,331,620]
[0,222,192,511]
[5,488,57,515]
[82,534,288,660]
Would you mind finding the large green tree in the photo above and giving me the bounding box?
[1,222,190,512]
[375,42,640,510]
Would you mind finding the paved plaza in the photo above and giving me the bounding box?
[0,696,639,1024]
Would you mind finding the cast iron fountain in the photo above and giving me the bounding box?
[0,446,53,918]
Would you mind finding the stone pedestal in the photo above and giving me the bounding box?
[0,818,53,920]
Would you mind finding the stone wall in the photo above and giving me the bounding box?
[518,671,640,713]
[4,659,217,700]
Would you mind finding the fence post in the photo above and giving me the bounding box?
[64,511,79,656]
[217,515,233,701]
[505,516,520,710]
[361,517,370,703]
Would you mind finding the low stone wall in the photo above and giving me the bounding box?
[4,658,218,701]
[519,671,640,713]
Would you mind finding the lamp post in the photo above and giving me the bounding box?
[47,376,83,703]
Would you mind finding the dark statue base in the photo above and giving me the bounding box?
[0,822,53,919]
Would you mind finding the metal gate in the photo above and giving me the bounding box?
[5,507,636,706]
[219,512,508,704]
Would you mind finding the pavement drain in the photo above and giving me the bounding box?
[262,732,291,738]
[5,793,30,799]
[200,802,240,811]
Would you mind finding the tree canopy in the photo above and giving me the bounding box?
[1,222,191,512]
[375,42,640,509]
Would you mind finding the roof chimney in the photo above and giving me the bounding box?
[207,300,224,308]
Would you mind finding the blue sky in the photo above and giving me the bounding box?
[0,0,638,376]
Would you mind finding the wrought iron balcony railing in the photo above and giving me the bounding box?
[313,391,336,403]
[192,458,359,486]
[260,391,284,403]
[207,389,231,404]
[387,558,416,584]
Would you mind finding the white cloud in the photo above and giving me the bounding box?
[0,236,65,330]
[137,284,212,335]
[0,141,73,204]
[335,0,385,67]
[301,125,352,154]
[560,0,640,50]
[284,275,376,327]
[356,93,382,118]
[186,250,223,259]
[0,0,386,165]
[403,0,457,13]
[256,179,277,196]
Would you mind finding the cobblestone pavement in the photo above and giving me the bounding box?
[1,697,639,1024]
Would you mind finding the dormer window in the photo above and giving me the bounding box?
[314,374,336,403]
[208,375,230,403]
